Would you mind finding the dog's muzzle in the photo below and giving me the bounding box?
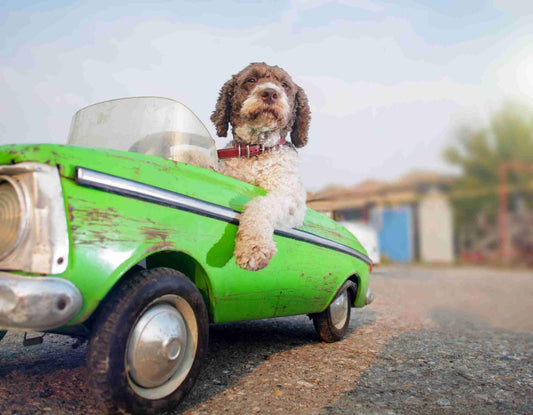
[241,83,290,122]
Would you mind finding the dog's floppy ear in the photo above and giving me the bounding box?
[290,86,311,148]
[210,76,236,137]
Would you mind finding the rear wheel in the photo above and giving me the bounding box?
[86,267,208,414]
[311,280,355,342]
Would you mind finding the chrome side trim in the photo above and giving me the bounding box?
[76,167,240,224]
[275,227,371,264]
[75,167,372,265]
[0,272,83,331]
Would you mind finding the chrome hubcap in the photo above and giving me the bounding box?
[163,336,182,361]
[126,294,197,400]
[329,289,349,330]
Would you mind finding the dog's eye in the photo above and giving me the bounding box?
[247,78,256,83]
[282,82,289,89]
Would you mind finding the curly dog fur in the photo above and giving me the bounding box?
[211,62,311,271]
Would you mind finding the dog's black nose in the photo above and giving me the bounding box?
[260,88,278,104]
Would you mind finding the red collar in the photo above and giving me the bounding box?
[217,138,286,160]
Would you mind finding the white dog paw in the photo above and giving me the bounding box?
[234,238,277,271]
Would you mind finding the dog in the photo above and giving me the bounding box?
[211,62,311,271]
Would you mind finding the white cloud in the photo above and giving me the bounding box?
[300,75,486,117]
[493,0,533,15]
[291,0,384,13]
[0,1,531,190]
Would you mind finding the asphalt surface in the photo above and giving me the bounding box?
[0,265,531,414]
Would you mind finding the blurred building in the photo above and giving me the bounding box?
[307,170,456,264]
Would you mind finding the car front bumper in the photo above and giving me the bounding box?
[0,272,83,331]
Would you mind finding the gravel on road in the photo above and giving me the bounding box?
[0,265,531,414]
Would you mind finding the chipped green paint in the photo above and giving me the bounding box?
[0,144,370,325]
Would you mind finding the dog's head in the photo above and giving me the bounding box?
[211,62,311,147]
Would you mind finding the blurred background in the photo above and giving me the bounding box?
[1,0,532,267]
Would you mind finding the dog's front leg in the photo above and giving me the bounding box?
[234,194,278,271]
[234,185,306,271]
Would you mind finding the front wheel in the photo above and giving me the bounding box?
[311,280,355,343]
[86,267,208,414]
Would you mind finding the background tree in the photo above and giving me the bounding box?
[443,102,533,256]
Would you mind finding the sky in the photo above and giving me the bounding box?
[1,0,533,191]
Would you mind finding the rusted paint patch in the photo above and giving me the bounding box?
[304,222,347,240]
[139,226,175,250]
[68,204,75,222]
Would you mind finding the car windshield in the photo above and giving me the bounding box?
[67,97,216,162]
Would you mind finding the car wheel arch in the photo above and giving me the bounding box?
[144,251,213,320]
[90,250,214,327]
[346,274,360,307]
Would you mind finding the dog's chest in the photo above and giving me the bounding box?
[219,147,297,189]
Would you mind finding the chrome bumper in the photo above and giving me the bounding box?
[365,288,375,305]
[0,272,83,331]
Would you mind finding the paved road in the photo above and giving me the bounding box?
[0,266,531,414]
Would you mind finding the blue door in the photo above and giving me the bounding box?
[377,206,413,263]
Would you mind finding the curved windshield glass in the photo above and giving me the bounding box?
[67,97,217,164]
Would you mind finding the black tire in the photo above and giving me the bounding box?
[0,330,6,343]
[86,267,209,415]
[311,280,356,343]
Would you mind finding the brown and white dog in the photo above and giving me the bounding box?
[211,62,311,271]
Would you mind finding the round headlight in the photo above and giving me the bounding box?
[0,176,28,260]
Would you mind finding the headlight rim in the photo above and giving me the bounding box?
[0,175,30,261]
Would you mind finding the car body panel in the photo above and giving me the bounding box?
[0,144,370,326]
[338,221,381,265]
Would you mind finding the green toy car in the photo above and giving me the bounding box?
[0,98,373,414]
